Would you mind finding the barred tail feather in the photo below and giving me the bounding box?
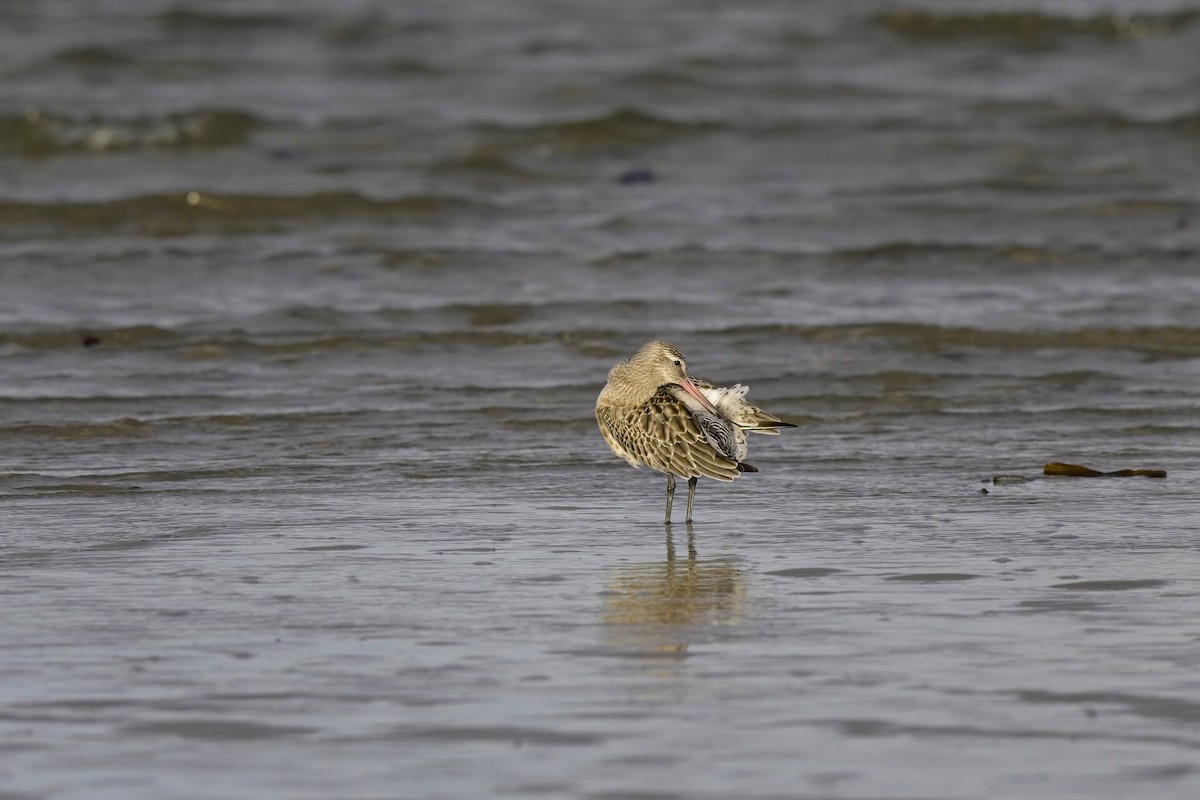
[697,382,795,433]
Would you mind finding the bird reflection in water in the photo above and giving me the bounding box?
[602,523,745,660]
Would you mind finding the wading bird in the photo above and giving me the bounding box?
[595,340,795,523]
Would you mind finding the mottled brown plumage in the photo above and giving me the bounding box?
[595,340,795,523]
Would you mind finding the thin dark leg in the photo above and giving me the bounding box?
[685,477,698,522]
[665,474,676,524]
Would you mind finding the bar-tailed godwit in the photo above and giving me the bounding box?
[595,340,795,523]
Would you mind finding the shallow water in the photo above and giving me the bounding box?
[3,1,1200,799]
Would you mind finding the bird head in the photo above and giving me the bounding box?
[613,340,720,414]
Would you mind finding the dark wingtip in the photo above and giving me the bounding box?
[737,462,759,473]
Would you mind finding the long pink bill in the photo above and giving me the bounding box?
[679,377,721,416]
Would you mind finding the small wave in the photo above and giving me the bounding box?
[0,325,180,351]
[49,45,134,68]
[1051,580,1170,591]
[23,483,142,493]
[876,9,1199,46]
[429,145,542,178]
[0,191,481,237]
[715,323,1200,356]
[180,330,549,354]
[443,302,533,327]
[830,242,1096,266]
[321,13,442,45]
[1075,199,1195,218]
[475,107,717,155]
[382,57,439,76]
[1105,109,1200,136]
[124,719,316,741]
[4,418,155,439]
[97,466,277,483]
[157,8,292,33]
[977,102,1200,137]
[500,417,596,432]
[1112,423,1200,437]
[831,239,1195,265]
[0,109,258,157]
[0,323,552,357]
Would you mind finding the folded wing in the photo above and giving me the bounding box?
[596,388,743,481]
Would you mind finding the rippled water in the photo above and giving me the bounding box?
[3,2,1200,799]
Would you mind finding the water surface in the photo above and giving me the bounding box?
[2,1,1199,799]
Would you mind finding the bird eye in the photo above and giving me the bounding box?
[673,359,682,367]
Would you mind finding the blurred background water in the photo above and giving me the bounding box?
[2,1,1199,799]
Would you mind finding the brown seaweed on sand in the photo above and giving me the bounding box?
[1043,462,1166,478]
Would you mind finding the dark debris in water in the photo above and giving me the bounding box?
[1044,462,1166,478]
[991,462,1167,484]
[617,168,656,185]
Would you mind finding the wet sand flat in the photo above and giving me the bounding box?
[3,472,1199,799]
